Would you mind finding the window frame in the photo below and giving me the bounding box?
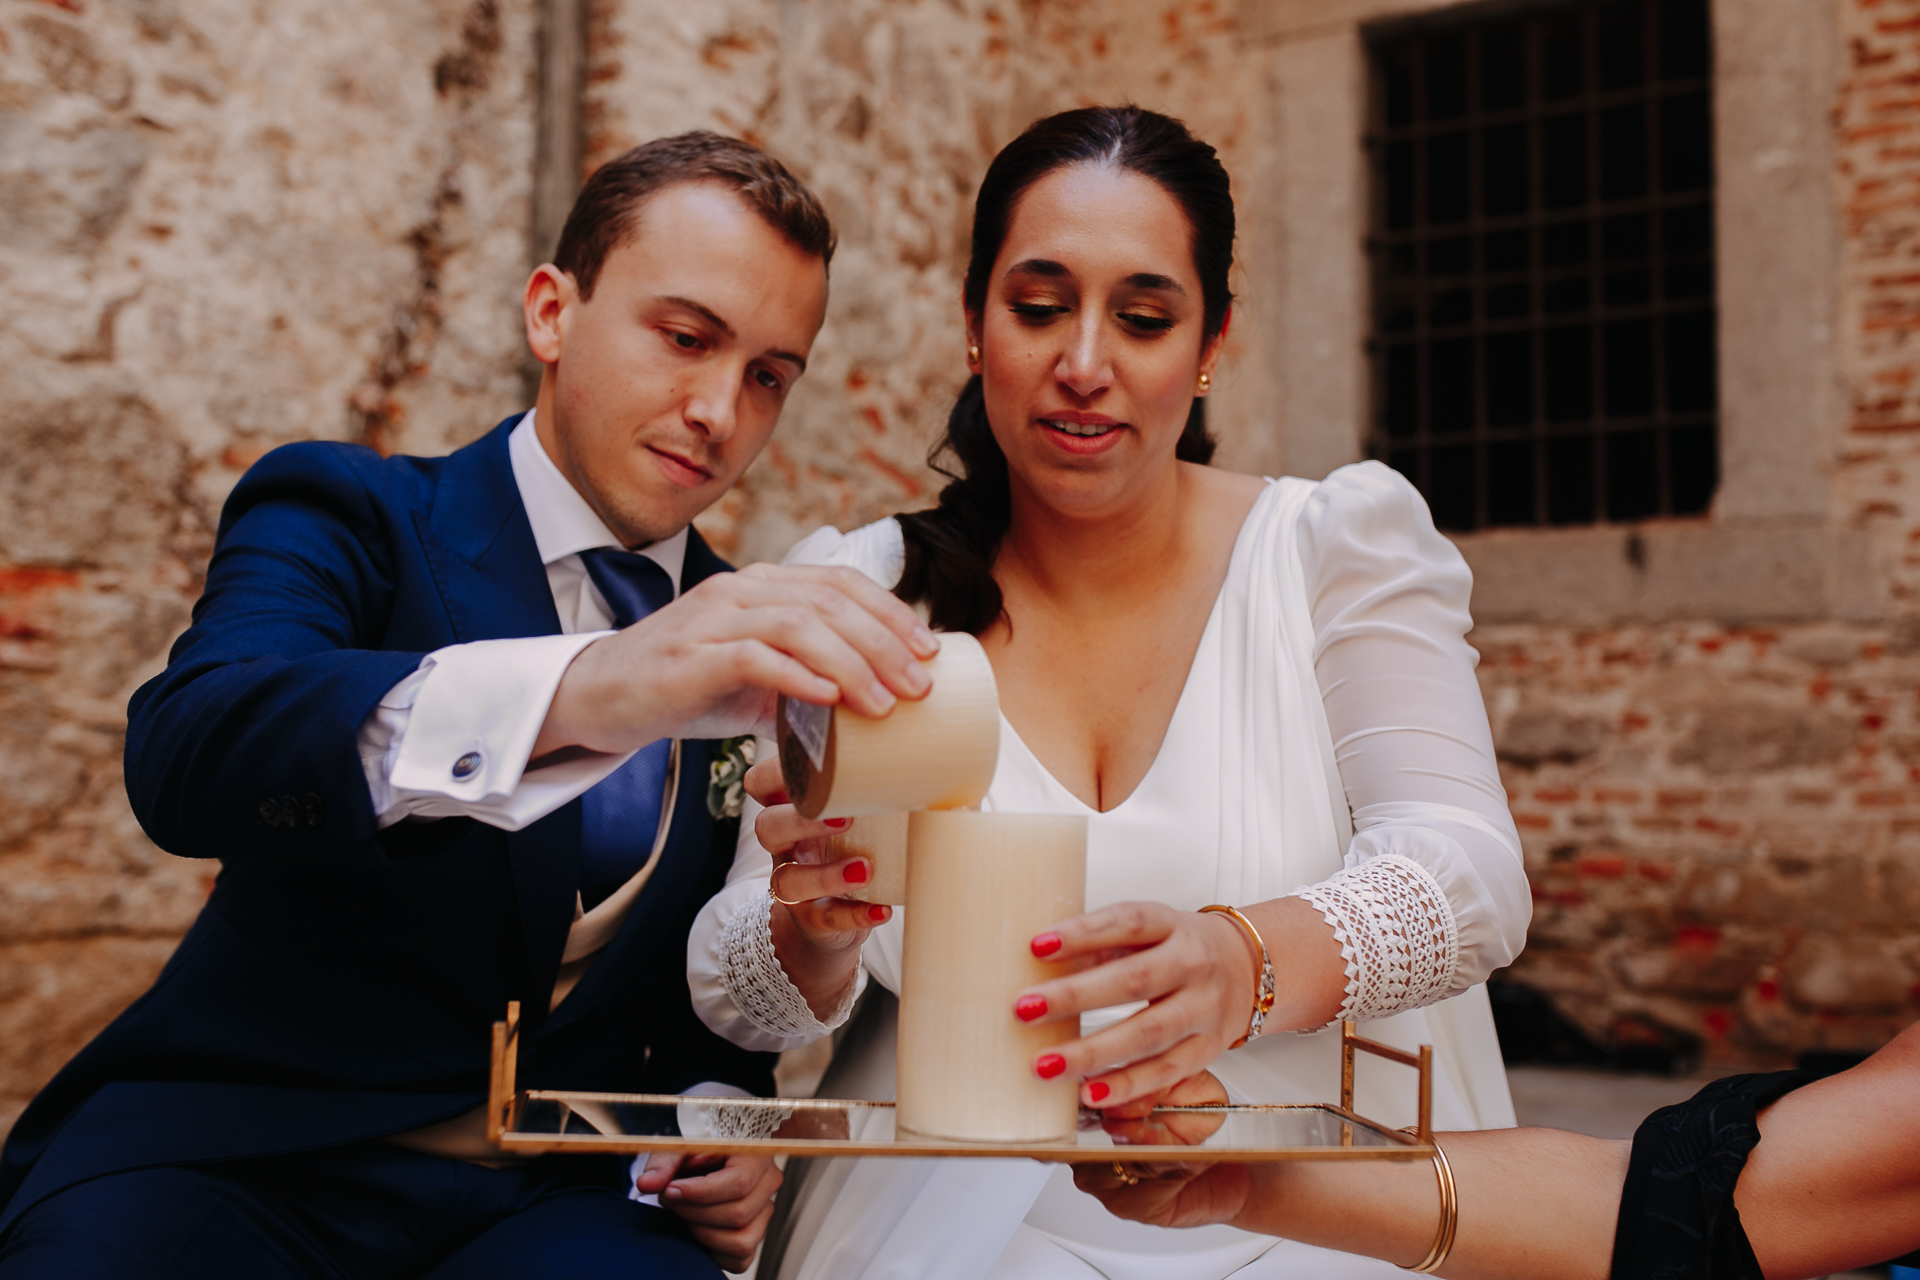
[1231,0,1868,626]
[1364,0,1719,534]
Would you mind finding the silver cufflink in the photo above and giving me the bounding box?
[452,751,482,779]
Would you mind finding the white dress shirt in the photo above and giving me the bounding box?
[357,410,688,831]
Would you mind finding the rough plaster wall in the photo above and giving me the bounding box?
[583,0,1257,565]
[0,0,540,1136]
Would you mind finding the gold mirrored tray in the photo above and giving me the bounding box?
[486,1004,1440,1163]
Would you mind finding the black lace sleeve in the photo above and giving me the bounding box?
[1609,1069,1816,1280]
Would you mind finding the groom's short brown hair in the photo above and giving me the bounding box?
[552,131,835,299]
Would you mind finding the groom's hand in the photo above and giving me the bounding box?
[637,1151,782,1273]
[534,563,937,758]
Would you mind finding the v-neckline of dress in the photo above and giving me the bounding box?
[993,479,1275,816]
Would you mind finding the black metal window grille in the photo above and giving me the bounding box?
[1367,0,1715,532]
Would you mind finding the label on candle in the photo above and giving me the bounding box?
[783,697,830,770]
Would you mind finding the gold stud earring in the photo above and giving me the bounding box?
[968,344,981,364]
[1198,372,1211,394]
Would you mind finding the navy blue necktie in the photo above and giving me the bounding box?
[576,549,677,910]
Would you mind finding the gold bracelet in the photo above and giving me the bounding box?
[1401,1138,1457,1273]
[1198,905,1276,1048]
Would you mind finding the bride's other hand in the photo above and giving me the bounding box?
[1015,897,1346,1109]
[1098,1069,1230,1148]
[744,757,890,958]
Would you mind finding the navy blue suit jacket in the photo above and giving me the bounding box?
[0,418,773,1233]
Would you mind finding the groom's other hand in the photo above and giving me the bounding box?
[538,562,939,758]
[636,1151,783,1273]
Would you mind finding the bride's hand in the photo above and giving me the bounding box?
[744,757,891,958]
[1013,897,1341,1110]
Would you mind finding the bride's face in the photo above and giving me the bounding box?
[970,163,1224,519]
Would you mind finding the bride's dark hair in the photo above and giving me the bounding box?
[894,106,1236,634]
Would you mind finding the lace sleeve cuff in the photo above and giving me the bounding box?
[1291,853,1461,1026]
[717,890,865,1041]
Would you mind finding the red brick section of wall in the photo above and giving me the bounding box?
[1484,622,1920,1067]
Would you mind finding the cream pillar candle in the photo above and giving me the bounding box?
[896,810,1087,1143]
[776,631,999,819]
[831,811,909,905]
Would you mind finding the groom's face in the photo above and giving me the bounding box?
[527,181,830,548]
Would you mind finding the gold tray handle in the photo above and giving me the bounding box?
[487,1001,522,1145]
[1340,1019,1433,1144]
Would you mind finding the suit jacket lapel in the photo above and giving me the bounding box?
[415,418,579,1023]
[417,417,561,644]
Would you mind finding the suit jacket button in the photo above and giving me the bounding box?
[452,751,482,780]
[257,798,282,827]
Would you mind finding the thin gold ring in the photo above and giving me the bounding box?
[1110,1160,1141,1187]
[769,862,810,908]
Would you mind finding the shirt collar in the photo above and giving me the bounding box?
[508,410,688,587]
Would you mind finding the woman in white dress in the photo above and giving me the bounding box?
[686,106,1531,1279]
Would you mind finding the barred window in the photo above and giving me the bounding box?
[1367,0,1715,531]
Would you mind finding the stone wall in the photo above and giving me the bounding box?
[3,0,1918,1145]
[581,0,1263,565]
[1489,0,1920,1067]
[591,0,1920,1069]
[0,0,541,1135]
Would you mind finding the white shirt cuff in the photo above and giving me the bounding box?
[357,632,633,832]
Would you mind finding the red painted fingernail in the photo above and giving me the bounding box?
[1035,1053,1066,1080]
[1015,995,1048,1022]
[825,817,851,830]
[842,860,869,883]
[1087,1082,1110,1103]
[867,905,889,922]
[1031,932,1062,957]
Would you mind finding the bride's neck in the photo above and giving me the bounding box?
[996,463,1192,609]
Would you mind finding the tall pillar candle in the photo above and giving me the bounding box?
[896,810,1087,1142]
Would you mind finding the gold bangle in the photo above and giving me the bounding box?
[1401,1138,1457,1273]
[1198,904,1277,1048]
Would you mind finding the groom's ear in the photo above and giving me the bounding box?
[523,264,578,367]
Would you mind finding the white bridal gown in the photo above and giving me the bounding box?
[688,462,1531,1280]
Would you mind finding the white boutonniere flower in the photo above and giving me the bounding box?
[707,735,756,821]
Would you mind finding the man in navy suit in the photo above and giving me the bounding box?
[0,133,937,1279]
